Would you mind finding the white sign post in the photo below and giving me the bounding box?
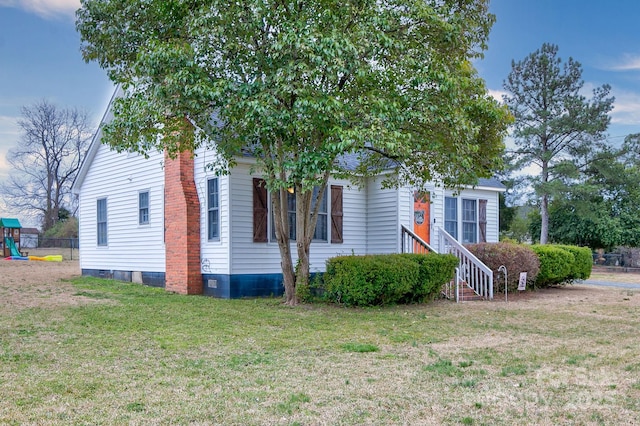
[518,272,527,292]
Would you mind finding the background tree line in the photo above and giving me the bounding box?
[499,43,640,252]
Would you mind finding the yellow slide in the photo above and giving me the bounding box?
[28,255,63,262]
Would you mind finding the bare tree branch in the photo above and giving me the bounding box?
[0,100,93,231]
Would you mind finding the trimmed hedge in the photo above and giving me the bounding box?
[530,245,575,287]
[466,242,540,292]
[323,253,458,307]
[394,253,460,303]
[554,245,592,280]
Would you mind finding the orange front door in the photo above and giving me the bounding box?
[413,192,430,245]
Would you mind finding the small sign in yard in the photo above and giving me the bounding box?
[518,272,527,291]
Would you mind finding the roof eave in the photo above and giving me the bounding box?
[71,85,122,195]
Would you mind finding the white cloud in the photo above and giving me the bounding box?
[487,89,507,103]
[607,54,640,71]
[0,115,20,182]
[0,0,80,18]
[610,90,640,125]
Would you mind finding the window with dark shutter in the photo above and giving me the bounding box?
[330,185,343,244]
[253,178,268,242]
[479,199,487,243]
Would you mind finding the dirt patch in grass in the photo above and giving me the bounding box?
[466,283,640,310]
[0,259,91,312]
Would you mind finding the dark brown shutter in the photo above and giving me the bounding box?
[253,178,268,242]
[479,199,487,243]
[331,185,343,244]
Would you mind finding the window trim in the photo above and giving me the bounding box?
[207,177,220,241]
[138,190,150,225]
[462,198,478,244]
[444,196,458,239]
[97,197,108,246]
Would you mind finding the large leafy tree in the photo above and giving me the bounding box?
[77,0,510,304]
[0,101,92,231]
[503,43,614,245]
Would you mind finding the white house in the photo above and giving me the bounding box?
[72,91,504,298]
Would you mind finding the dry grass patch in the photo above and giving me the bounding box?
[1,269,640,425]
[0,259,98,312]
[589,270,640,284]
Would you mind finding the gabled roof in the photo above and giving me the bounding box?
[74,87,505,194]
[337,152,505,191]
[0,218,22,228]
[476,178,506,191]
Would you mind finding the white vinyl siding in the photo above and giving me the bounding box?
[76,145,165,272]
[194,147,230,275]
[76,124,503,278]
[227,161,366,275]
[366,176,401,254]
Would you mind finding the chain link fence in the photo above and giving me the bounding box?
[19,237,79,260]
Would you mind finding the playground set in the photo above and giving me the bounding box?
[1,218,62,262]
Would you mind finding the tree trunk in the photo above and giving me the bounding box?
[295,187,313,302]
[540,193,549,244]
[293,179,327,304]
[540,161,549,244]
[271,187,297,305]
[271,177,328,306]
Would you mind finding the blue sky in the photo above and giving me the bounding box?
[1,0,640,219]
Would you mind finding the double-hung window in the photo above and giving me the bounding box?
[271,187,327,241]
[207,178,219,241]
[97,198,107,246]
[312,187,328,241]
[462,199,477,243]
[139,191,149,225]
[444,197,458,239]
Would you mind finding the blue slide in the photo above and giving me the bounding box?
[4,237,21,257]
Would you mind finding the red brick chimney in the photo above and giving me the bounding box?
[164,150,202,294]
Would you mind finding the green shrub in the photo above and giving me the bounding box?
[296,273,325,303]
[466,242,540,292]
[530,245,574,287]
[324,255,418,306]
[554,245,592,280]
[323,253,458,307]
[395,253,459,302]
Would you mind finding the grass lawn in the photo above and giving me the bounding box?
[1,276,640,425]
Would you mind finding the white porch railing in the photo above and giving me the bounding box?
[438,228,493,300]
[400,225,436,254]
